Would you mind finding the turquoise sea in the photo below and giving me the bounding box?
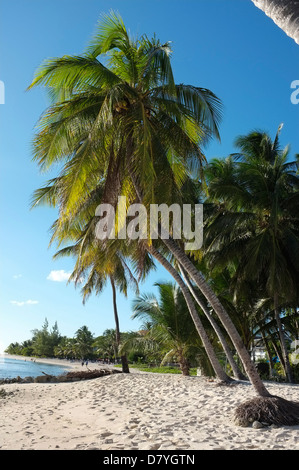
[0,356,69,379]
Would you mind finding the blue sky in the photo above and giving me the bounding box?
[0,0,298,353]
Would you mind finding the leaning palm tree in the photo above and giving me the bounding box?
[28,12,299,422]
[44,174,231,382]
[31,11,262,395]
[28,11,234,384]
[178,265,247,380]
[251,0,299,45]
[147,244,233,382]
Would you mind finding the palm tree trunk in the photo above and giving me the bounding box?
[251,0,299,45]
[274,293,293,383]
[179,265,247,381]
[178,350,190,376]
[261,331,275,378]
[147,245,232,382]
[271,332,285,368]
[110,276,130,373]
[160,236,271,397]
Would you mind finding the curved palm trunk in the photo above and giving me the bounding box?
[274,293,294,383]
[160,236,271,397]
[129,174,269,395]
[110,276,130,373]
[179,265,247,381]
[147,245,232,382]
[252,0,299,45]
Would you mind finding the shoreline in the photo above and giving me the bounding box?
[0,353,115,372]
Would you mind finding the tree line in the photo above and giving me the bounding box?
[5,320,125,362]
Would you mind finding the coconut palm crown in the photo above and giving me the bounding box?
[28,11,222,230]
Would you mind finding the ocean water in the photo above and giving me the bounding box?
[0,356,69,379]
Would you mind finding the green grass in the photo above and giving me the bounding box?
[115,363,197,375]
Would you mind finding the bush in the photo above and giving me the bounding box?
[127,351,145,363]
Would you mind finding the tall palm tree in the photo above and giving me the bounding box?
[204,129,299,382]
[55,236,141,373]
[251,0,299,45]
[28,10,269,396]
[27,11,221,222]
[28,13,235,376]
[28,12,299,421]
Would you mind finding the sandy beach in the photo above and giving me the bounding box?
[0,356,299,451]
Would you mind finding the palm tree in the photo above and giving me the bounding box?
[94,328,119,361]
[204,129,299,382]
[28,11,221,221]
[132,282,206,376]
[74,325,94,359]
[251,0,299,45]
[55,237,141,373]
[28,12,299,421]
[28,10,268,395]
[28,12,232,378]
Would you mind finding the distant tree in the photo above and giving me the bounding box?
[74,325,94,360]
[94,328,119,361]
[5,342,22,355]
[31,318,62,357]
[20,340,34,357]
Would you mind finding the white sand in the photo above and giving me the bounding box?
[1,358,299,451]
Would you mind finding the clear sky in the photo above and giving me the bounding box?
[0,0,298,353]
